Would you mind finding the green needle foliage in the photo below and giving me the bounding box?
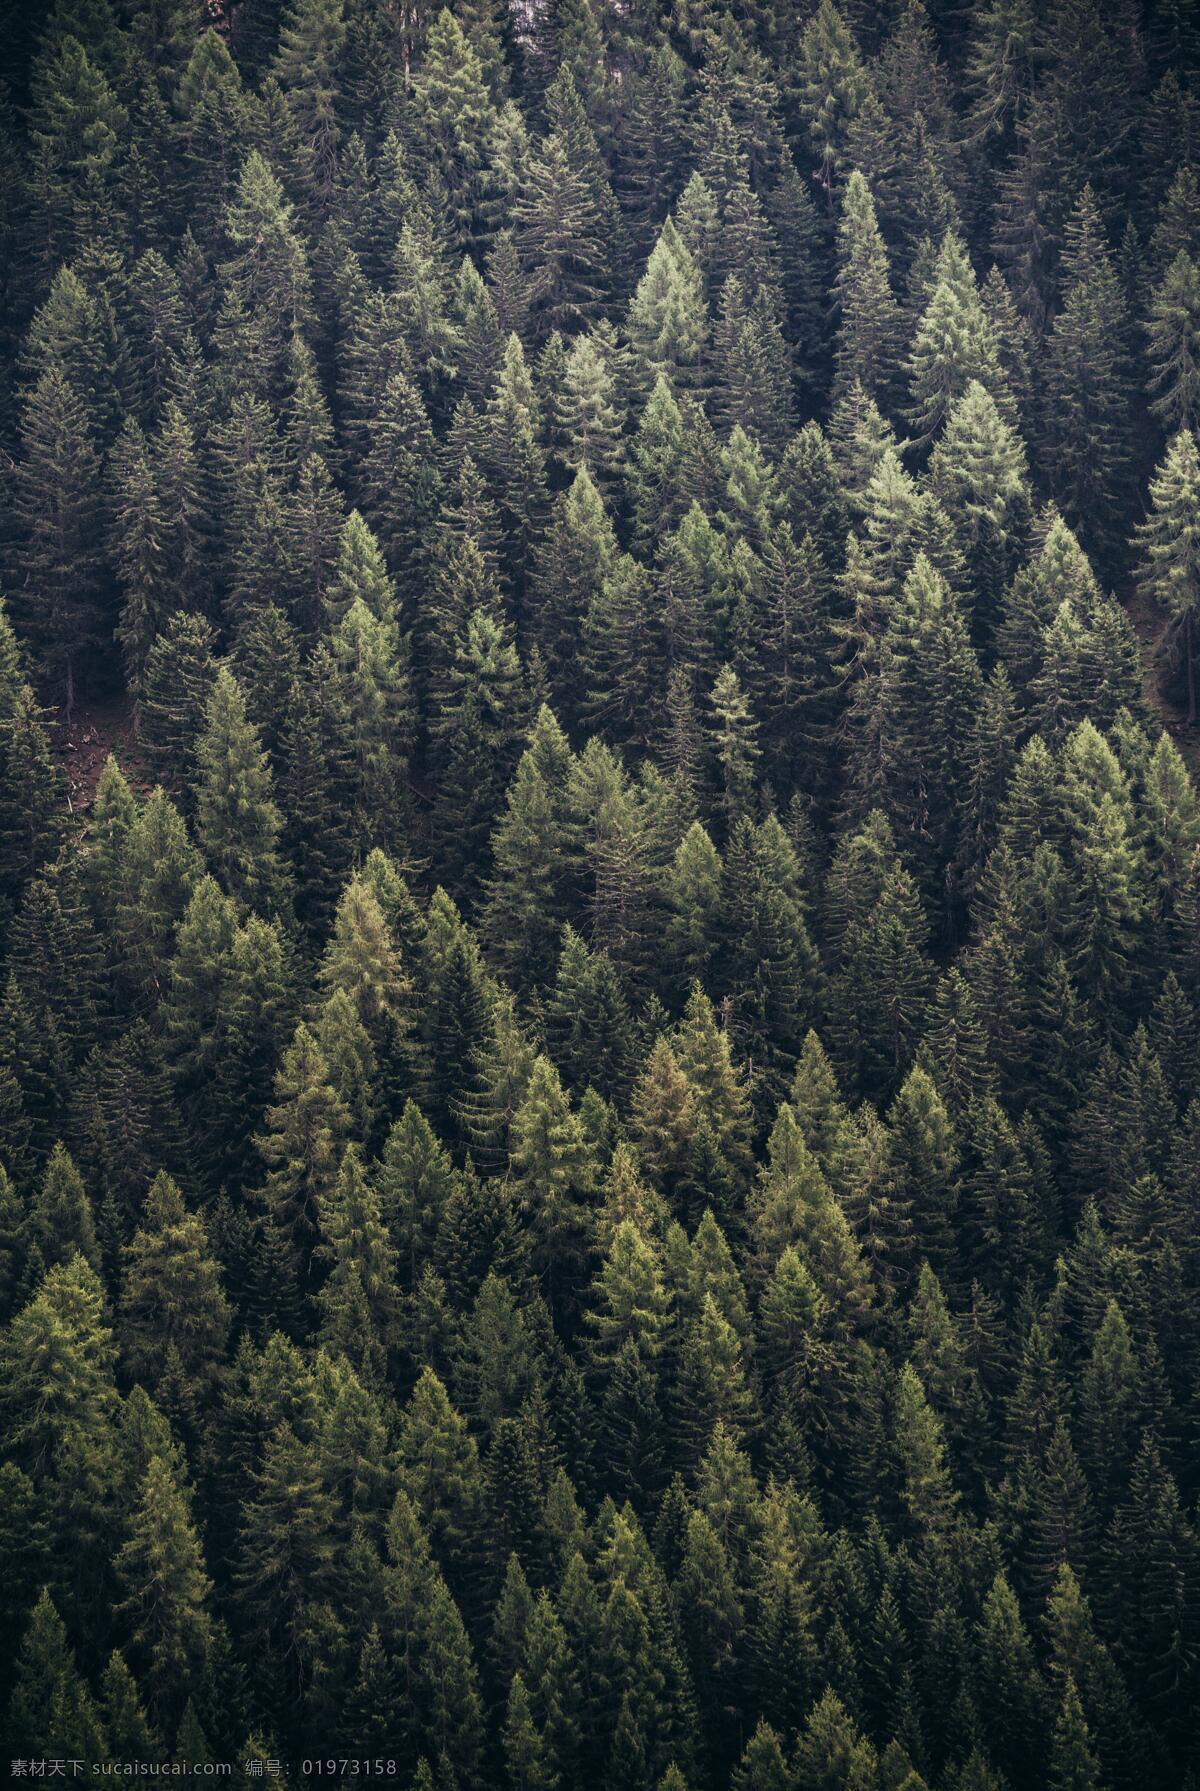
[0,3,1197,1781]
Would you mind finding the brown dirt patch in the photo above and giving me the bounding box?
[50,696,153,814]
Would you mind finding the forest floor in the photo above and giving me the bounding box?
[51,694,149,814]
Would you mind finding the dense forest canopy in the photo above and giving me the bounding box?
[2,0,1200,1785]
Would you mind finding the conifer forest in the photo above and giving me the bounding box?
[6,0,1200,1783]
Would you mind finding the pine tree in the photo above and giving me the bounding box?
[1048,1672,1102,1791]
[929,379,1031,636]
[486,226,532,344]
[360,369,443,590]
[581,555,664,750]
[976,1570,1048,1788]
[396,1365,483,1563]
[479,333,551,596]
[317,875,413,1098]
[1137,428,1200,725]
[718,819,822,1107]
[1147,250,1200,433]
[847,552,983,891]
[194,667,291,916]
[792,1687,878,1791]
[390,215,462,408]
[12,364,107,716]
[272,0,347,195]
[661,822,720,988]
[1058,720,1146,1008]
[989,80,1072,331]
[732,1718,792,1791]
[982,262,1035,421]
[254,1022,350,1284]
[375,1101,454,1295]
[1042,187,1133,565]
[25,32,127,282]
[675,1290,757,1463]
[1044,1562,1143,1791]
[6,1587,109,1760]
[115,1453,213,1722]
[559,328,626,489]
[621,388,694,568]
[7,858,103,1066]
[482,708,577,992]
[627,217,709,395]
[888,1062,960,1276]
[510,1054,596,1311]
[138,612,220,803]
[504,1669,560,1791]
[123,247,188,418]
[734,523,839,796]
[29,1141,101,1275]
[905,232,1006,444]
[0,598,66,912]
[100,781,203,1013]
[215,150,314,402]
[109,419,170,694]
[411,8,498,251]
[712,278,795,452]
[175,32,258,244]
[709,664,761,828]
[894,1359,958,1537]
[587,1219,672,1374]
[515,123,608,339]
[120,1171,230,1401]
[530,464,618,701]
[456,257,505,405]
[545,926,634,1104]
[174,1699,213,1765]
[0,1164,29,1322]
[797,0,873,186]
[315,1146,400,1384]
[235,1420,340,1720]
[325,595,414,857]
[833,171,902,405]
[325,508,396,628]
[829,855,932,1098]
[313,984,377,1145]
[674,1503,744,1747]
[1077,1297,1142,1507]
[99,1650,160,1760]
[0,1251,118,1477]
[163,873,238,1125]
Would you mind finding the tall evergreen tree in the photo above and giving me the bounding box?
[1137,428,1200,725]
[833,171,902,405]
[410,8,498,251]
[1041,187,1134,564]
[194,668,291,916]
[13,364,107,715]
[483,707,577,992]
[627,218,709,396]
[254,1021,350,1288]
[1147,250,1200,433]
[115,1453,213,1722]
[120,1171,230,1402]
[7,1588,108,1759]
[271,0,347,195]
[906,232,1006,444]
